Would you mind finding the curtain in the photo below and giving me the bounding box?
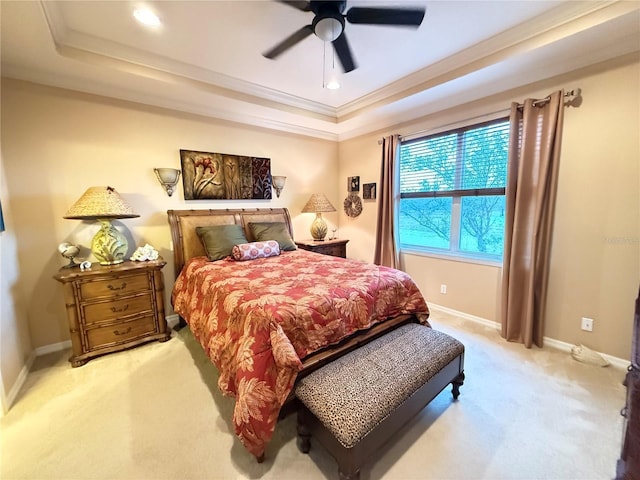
[374,135,400,268]
[501,90,565,348]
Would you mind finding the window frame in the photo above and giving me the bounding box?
[397,117,510,264]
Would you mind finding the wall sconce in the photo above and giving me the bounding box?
[154,168,181,197]
[272,175,286,198]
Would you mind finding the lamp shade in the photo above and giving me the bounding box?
[63,186,139,220]
[301,193,336,213]
[271,175,286,198]
[153,168,181,196]
[154,168,180,184]
[272,175,286,190]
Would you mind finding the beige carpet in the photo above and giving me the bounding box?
[0,310,627,480]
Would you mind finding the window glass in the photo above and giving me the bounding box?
[459,196,506,256]
[399,197,452,249]
[398,118,509,262]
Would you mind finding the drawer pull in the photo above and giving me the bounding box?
[110,304,129,313]
[113,327,132,336]
[107,282,127,291]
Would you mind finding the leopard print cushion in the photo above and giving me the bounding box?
[295,324,464,448]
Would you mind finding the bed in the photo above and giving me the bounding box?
[167,208,430,460]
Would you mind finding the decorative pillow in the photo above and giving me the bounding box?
[196,224,248,261]
[231,241,280,261]
[249,222,297,251]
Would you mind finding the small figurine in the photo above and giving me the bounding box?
[131,243,159,261]
[58,242,80,268]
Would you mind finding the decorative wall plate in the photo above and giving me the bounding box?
[344,193,363,218]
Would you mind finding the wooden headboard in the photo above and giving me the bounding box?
[167,208,294,278]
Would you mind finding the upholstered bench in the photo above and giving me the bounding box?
[295,323,465,480]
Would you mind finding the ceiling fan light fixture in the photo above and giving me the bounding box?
[314,17,343,42]
[326,80,341,90]
[133,8,161,27]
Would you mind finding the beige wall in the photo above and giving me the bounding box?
[1,52,638,400]
[0,153,32,411]
[339,54,639,360]
[1,79,339,352]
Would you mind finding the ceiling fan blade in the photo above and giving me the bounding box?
[263,25,314,59]
[332,32,356,73]
[277,1,312,12]
[346,7,426,27]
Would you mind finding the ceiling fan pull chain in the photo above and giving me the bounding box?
[322,41,327,88]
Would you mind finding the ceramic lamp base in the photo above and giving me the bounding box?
[92,219,128,265]
[310,213,328,241]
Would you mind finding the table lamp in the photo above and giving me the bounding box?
[63,186,139,265]
[301,193,336,241]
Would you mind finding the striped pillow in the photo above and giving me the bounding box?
[231,240,280,261]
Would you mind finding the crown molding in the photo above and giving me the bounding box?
[39,1,338,122]
[335,0,638,121]
[16,0,637,143]
[38,0,639,128]
[1,64,340,142]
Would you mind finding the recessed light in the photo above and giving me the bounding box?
[326,80,341,90]
[133,8,161,27]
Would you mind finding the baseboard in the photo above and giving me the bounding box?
[2,350,36,415]
[34,340,72,356]
[429,303,629,370]
[543,337,629,370]
[429,303,501,330]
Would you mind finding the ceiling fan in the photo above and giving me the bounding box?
[263,1,426,73]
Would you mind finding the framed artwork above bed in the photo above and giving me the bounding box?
[179,149,272,200]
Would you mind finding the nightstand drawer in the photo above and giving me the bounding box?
[86,315,157,350]
[313,244,344,257]
[83,294,153,326]
[295,239,348,259]
[79,273,150,299]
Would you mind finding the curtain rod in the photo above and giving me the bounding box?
[518,88,582,108]
[378,87,581,144]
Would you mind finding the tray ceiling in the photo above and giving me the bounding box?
[2,1,639,140]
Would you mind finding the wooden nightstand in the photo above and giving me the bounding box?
[54,260,170,367]
[295,239,349,258]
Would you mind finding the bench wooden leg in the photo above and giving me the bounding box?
[452,371,465,399]
[297,409,311,454]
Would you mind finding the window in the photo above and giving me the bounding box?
[398,118,510,262]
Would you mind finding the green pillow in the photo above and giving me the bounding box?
[249,222,297,251]
[196,224,248,261]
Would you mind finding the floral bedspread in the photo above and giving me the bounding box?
[171,249,430,458]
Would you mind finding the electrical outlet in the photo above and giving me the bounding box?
[581,317,594,332]
[440,284,447,294]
